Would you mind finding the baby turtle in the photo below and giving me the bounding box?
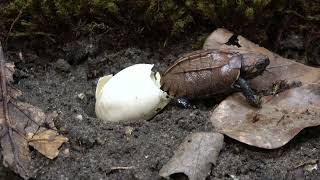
[160,49,270,108]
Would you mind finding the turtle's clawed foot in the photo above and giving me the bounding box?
[246,94,262,108]
[176,97,192,109]
[235,77,262,108]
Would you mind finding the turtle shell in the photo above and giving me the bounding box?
[160,49,242,99]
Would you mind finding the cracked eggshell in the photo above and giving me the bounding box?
[95,64,171,122]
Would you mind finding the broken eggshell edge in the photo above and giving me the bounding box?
[95,64,172,122]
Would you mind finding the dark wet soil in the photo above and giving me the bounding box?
[1,36,320,180]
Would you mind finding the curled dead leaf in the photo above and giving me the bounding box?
[159,132,224,180]
[205,29,320,149]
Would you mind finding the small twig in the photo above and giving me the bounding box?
[10,32,56,43]
[294,159,318,169]
[1,43,10,123]
[0,42,25,172]
[4,0,31,49]
[276,115,285,125]
[110,166,134,170]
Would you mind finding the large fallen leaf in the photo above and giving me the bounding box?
[159,132,224,180]
[0,43,68,179]
[205,29,320,149]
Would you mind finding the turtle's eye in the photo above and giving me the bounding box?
[255,56,270,70]
[256,62,266,70]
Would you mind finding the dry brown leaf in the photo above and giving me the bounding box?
[203,28,234,49]
[205,28,320,149]
[28,130,68,159]
[0,43,67,179]
[159,132,224,180]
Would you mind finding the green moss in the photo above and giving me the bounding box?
[91,0,119,15]
[245,7,254,20]
[195,1,215,19]
[253,0,271,10]
[0,0,318,42]
[171,15,194,36]
[162,0,175,11]
[185,0,193,8]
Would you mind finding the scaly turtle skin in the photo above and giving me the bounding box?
[160,49,270,107]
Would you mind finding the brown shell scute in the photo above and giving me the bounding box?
[160,50,242,99]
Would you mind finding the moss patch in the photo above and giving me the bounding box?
[0,0,318,45]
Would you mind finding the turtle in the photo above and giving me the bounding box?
[160,49,270,108]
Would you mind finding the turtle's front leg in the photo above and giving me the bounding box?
[233,77,261,108]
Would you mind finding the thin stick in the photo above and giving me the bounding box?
[4,0,31,49]
[0,44,10,122]
[110,166,134,170]
[0,42,24,171]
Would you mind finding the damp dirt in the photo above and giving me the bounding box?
[1,39,320,180]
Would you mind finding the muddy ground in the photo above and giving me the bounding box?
[1,35,320,180]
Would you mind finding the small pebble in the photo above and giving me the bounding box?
[304,164,318,172]
[75,114,83,121]
[77,93,86,100]
[62,148,70,157]
[125,126,134,136]
[59,126,68,133]
[95,136,104,145]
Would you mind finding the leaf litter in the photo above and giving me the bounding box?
[0,43,67,179]
[206,28,320,149]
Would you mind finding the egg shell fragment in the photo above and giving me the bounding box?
[95,64,171,122]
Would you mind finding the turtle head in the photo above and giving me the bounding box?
[240,53,270,79]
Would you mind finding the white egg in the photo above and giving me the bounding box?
[95,64,171,122]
